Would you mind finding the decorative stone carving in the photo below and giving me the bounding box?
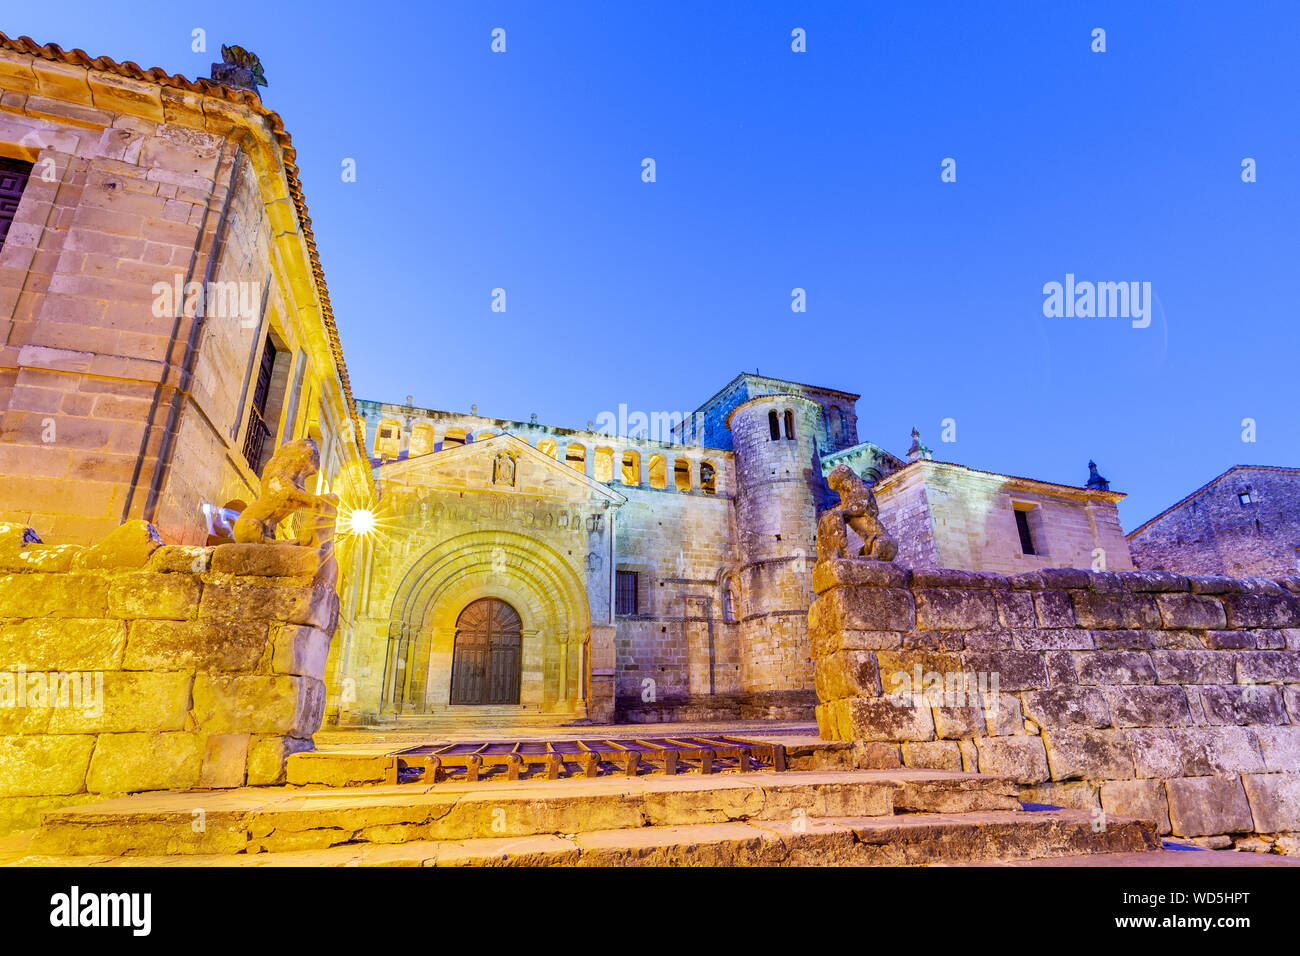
[210,44,268,91]
[233,439,338,556]
[817,464,899,563]
[492,450,517,487]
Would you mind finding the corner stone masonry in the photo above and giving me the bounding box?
[0,519,339,836]
[809,558,1300,852]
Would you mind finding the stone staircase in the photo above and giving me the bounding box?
[3,768,1164,866]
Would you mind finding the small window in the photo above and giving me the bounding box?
[615,571,638,616]
[648,454,667,489]
[768,410,781,441]
[1014,508,1036,556]
[565,443,586,471]
[0,157,34,252]
[1238,492,1252,506]
[784,409,796,440]
[621,450,640,485]
[674,457,691,492]
[700,460,717,494]
[443,428,467,448]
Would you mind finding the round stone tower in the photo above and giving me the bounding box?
[726,394,827,717]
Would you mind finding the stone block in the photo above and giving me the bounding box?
[1254,726,1300,772]
[108,571,200,620]
[964,629,1015,651]
[1155,593,1226,629]
[1039,568,1092,589]
[1150,650,1235,685]
[192,674,326,737]
[809,586,915,634]
[1022,686,1111,729]
[811,559,910,593]
[1166,775,1253,836]
[198,581,337,630]
[810,628,901,656]
[1042,728,1135,780]
[1014,629,1094,651]
[1075,651,1156,685]
[910,569,1008,590]
[901,740,962,771]
[1045,651,1077,687]
[46,671,192,733]
[1222,592,1300,629]
[1236,651,1300,683]
[0,734,95,797]
[1103,686,1192,728]
[1121,571,1190,592]
[814,650,879,701]
[71,519,161,570]
[0,618,126,670]
[146,545,211,573]
[974,735,1050,784]
[1070,590,1161,629]
[210,542,322,578]
[0,573,109,617]
[196,733,250,788]
[1199,685,1286,725]
[270,624,332,679]
[914,588,997,630]
[122,620,268,672]
[1034,590,1076,628]
[1123,728,1186,778]
[962,651,1050,691]
[1241,773,1300,832]
[995,590,1036,628]
[839,696,935,741]
[86,732,202,793]
[1204,629,1255,650]
[1090,629,1154,650]
[1101,779,1171,834]
[1181,727,1266,776]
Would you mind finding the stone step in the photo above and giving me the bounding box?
[7,809,1160,867]
[29,769,1020,857]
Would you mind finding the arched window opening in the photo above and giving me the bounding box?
[565,443,586,472]
[375,419,402,459]
[648,454,667,489]
[784,409,796,440]
[442,427,467,449]
[622,450,641,485]
[674,458,691,492]
[722,575,739,623]
[700,460,717,494]
[538,439,558,459]
[768,410,780,441]
[594,447,614,483]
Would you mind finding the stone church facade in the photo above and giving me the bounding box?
[335,373,1132,726]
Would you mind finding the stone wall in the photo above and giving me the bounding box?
[0,519,337,836]
[810,558,1300,851]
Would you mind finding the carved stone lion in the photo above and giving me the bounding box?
[817,464,899,562]
[234,438,335,546]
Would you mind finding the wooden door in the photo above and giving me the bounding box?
[449,598,522,704]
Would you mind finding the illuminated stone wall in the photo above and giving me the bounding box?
[0,520,338,836]
[811,558,1300,851]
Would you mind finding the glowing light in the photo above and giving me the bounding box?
[338,505,381,538]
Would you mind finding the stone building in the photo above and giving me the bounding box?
[0,34,371,548]
[1128,465,1300,577]
[334,373,1131,726]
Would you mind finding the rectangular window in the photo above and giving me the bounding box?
[1238,492,1252,506]
[615,570,639,616]
[0,157,34,252]
[1014,508,1036,556]
[243,336,277,474]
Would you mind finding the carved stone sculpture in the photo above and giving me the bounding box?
[234,438,336,547]
[817,464,899,562]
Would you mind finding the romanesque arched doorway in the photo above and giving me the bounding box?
[449,597,522,705]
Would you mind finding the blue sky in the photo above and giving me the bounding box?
[9,1,1298,527]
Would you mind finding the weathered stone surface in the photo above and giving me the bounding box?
[1045,651,1077,687]
[86,732,202,793]
[192,674,325,736]
[1222,592,1300,629]
[1090,629,1154,650]
[1008,572,1046,590]
[198,580,337,630]
[1071,591,1161,629]
[914,589,997,630]
[1166,776,1253,836]
[1150,650,1235,685]
[995,590,1036,628]
[1102,779,1171,834]
[1181,728,1266,776]
[1240,773,1300,832]
[1039,568,1092,589]
[1156,593,1226,629]
[71,520,163,570]
[211,542,322,578]
[248,735,315,785]
[811,559,910,594]
[962,651,1050,691]
[108,571,201,620]
[1015,629,1094,651]
[1075,651,1156,685]
[1042,729,1135,780]
[123,620,268,671]
[0,573,108,618]
[1254,726,1300,772]
[964,629,1015,650]
[810,628,901,656]
[0,734,95,797]
[1121,571,1190,593]
[839,696,934,741]
[1104,686,1192,728]
[1022,687,1111,729]
[1123,728,1186,779]
[0,618,126,670]
[146,545,211,573]
[910,569,1008,590]
[974,735,1050,784]
[1187,576,1246,595]
[1034,589,1076,628]
[1199,685,1286,725]
[197,733,250,788]
[814,650,880,701]
[901,740,962,771]
[1236,651,1300,683]
[270,624,332,679]
[809,586,915,633]
[46,672,192,733]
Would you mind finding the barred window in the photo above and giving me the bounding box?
[615,570,638,615]
[0,157,34,252]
